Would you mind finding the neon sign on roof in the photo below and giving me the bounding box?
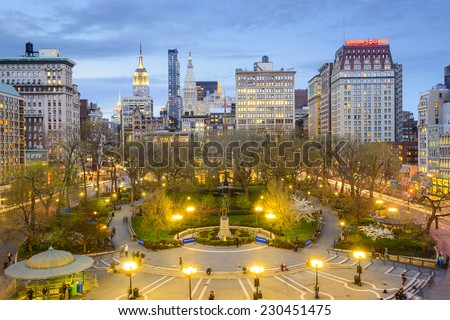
[345,39,389,46]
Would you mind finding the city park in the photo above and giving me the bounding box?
[0,137,445,300]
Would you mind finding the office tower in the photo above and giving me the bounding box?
[418,65,450,175]
[0,42,80,159]
[121,45,153,142]
[0,83,24,183]
[183,52,198,115]
[308,39,402,142]
[235,56,296,132]
[168,49,181,129]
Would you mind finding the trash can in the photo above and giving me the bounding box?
[77,282,83,293]
[71,284,77,296]
[133,288,139,298]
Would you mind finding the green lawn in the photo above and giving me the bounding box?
[133,214,317,243]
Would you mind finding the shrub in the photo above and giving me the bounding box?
[144,239,181,250]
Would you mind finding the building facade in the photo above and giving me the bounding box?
[235,56,295,132]
[0,42,80,154]
[0,83,24,184]
[168,49,181,130]
[183,52,198,115]
[121,46,154,142]
[308,39,402,143]
[418,66,450,175]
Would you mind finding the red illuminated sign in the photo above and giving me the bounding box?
[345,39,389,46]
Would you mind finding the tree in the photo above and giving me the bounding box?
[6,164,50,253]
[412,181,450,233]
[81,121,114,197]
[52,130,81,208]
[260,184,296,239]
[141,190,173,240]
[63,214,110,253]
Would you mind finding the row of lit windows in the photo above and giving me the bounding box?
[237,113,294,118]
[237,100,293,106]
[236,75,294,81]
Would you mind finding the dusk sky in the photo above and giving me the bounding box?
[3,0,449,119]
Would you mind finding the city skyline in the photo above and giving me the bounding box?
[2,0,449,119]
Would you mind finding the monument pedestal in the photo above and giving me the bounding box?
[218,216,232,240]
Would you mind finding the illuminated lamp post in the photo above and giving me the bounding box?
[353,251,366,286]
[255,206,263,224]
[186,206,195,228]
[249,265,264,300]
[122,261,138,298]
[182,266,197,300]
[310,260,323,299]
[375,199,384,216]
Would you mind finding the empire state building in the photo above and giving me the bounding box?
[133,44,150,97]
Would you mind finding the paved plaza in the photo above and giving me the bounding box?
[77,201,439,300]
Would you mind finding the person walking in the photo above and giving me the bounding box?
[41,286,48,300]
[208,291,215,300]
[179,257,183,270]
[7,251,12,264]
[124,244,129,258]
[62,283,67,299]
[401,272,407,286]
[59,284,64,300]
[119,245,125,257]
[26,288,34,300]
[67,283,72,300]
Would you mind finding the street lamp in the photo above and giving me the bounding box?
[249,265,264,300]
[182,266,197,300]
[310,259,323,299]
[353,251,366,286]
[255,206,263,224]
[375,199,384,216]
[388,207,398,214]
[186,206,195,228]
[122,261,138,298]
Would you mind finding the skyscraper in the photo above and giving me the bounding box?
[121,44,153,142]
[183,52,198,115]
[168,49,181,129]
[235,56,295,132]
[0,42,80,160]
[308,39,403,143]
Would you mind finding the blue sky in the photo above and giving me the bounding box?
[2,0,449,119]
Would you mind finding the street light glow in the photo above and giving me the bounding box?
[375,199,384,205]
[182,266,197,276]
[265,213,276,219]
[249,265,264,275]
[186,206,195,213]
[172,214,183,221]
[388,207,398,213]
[353,251,366,259]
[310,259,323,269]
[123,261,137,273]
[255,206,263,212]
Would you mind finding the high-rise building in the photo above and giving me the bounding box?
[80,99,103,123]
[418,66,450,175]
[183,52,198,115]
[0,42,80,157]
[121,45,153,142]
[0,83,24,184]
[235,56,295,132]
[168,49,181,129]
[402,111,418,142]
[308,39,402,143]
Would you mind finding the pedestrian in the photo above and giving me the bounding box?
[68,283,72,300]
[208,291,215,300]
[59,284,64,300]
[306,258,311,267]
[111,227,116,238]
[179,257,183,270]
[235,238,239,248]
[62,282,67,299]
[7,251,12,264]
[119,245,125,257]
[26,288,34,300]
[401,272,407,286]
[124,244,129,258]
[41,286,48,300]
[242,265,247,274]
